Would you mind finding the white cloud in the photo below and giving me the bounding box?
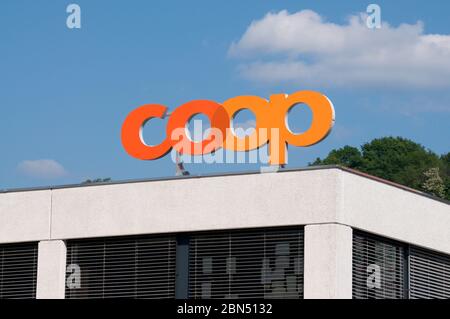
[229,10,450,89]
[17,159,68,179]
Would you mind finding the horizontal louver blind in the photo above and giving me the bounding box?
[66,235,176,299]
[410,246,450,299]
[189,227,304,299]
[353,231,405,299]
[0,242,38,299]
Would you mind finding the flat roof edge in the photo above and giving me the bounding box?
[0,165,448,205]
[0,165,339,193]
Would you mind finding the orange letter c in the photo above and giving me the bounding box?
[121,104,173,160]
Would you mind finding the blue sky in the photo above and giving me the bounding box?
[1,0,449,189]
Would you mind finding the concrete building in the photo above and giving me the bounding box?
[0,166,449,299]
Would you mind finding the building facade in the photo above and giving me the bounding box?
[0,166,449,299]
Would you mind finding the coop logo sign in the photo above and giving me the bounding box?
[121,91,335,165]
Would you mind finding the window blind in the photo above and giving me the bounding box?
[409,246,450,299]
[0,242,38,299]
[353,231,405,299]
[189,227,304,299]
[65,234,176,299]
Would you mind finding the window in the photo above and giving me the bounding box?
[0,242,38,299]
[410,246,450,299]
[353,230,450,299]
[353,231,406,299]
[189,227,304,299]
[65,235,176,298]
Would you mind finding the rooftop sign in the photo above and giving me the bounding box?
[121,90,335,165]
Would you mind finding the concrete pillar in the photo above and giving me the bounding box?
[36,240,67,299]
[304,223,353,299]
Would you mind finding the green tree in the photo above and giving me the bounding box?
[360,137,442,190]
[312,146,363,169]
[441,152,450,200]
[82,178,111,184]
[421,167,445,198]
[311,137,448,199]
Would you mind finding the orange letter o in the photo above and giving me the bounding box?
[166,100,230,155]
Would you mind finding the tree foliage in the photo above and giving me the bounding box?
[311,137,449,200]
[441,152,450,200]
[82,178,112,184]
[311,146,363,169]
[421,168,446,198]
